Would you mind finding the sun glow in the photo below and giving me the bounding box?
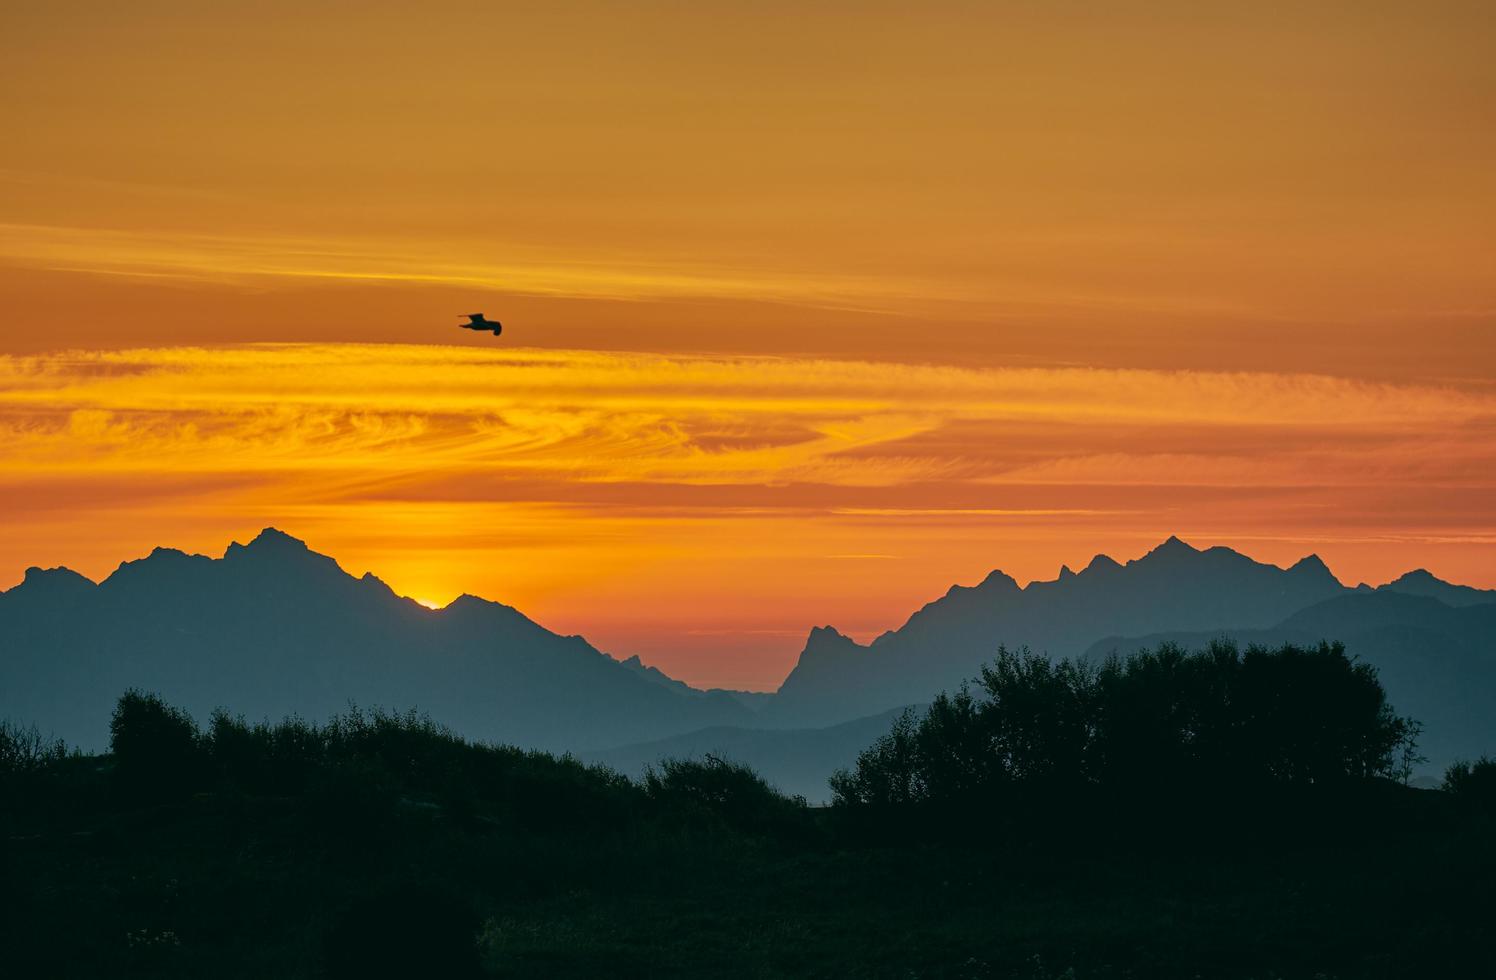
[3,1,1494,690]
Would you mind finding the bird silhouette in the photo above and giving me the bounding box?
[458,313,502,336]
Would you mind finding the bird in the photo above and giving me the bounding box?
[458,313,502,336]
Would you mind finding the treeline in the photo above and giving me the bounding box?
[90,691,810,839]
[5,640,1496,978]
[5,641,1495,818]
[831,640,1428,808]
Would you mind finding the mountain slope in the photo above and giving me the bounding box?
[770,536,1348,726]
[0,529,752,752]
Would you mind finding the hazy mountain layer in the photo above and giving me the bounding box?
[770,536,1351,725]
[770,537,1495,732]
[5,530,1492,783]
[582,706,916,804]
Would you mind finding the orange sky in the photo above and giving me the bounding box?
[2,2,1494,689]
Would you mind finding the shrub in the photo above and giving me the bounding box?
[196,701,641,833]
[109,690,204,795]
[0,719,69,776]
[1443,757,1496,812]
[645,754,808,837]
[833,641,1420,809]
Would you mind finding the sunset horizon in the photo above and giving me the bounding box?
[6,337,1496,690]
[6,3,1495,974]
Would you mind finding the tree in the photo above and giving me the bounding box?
[110,690,203,795]
[831,641,1420,808]
[1443,756,1496,812]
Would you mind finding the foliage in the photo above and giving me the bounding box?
[2,687,1492,978]
[110,689,205,795]
[832,641,1420,807]
[1443,756,1496,812]
[200,703,641,833]
[642,753,810,839]
[0,718,70,776]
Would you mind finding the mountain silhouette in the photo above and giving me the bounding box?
[0,528,753,752]
[1369,568,1496,607]
[768,536,1349,726]
[5,530,1493,782]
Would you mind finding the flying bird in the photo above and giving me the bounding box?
[458,313,502,336]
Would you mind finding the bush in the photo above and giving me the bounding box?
[109,690,204,796]
[1443,757,1496,812]
[196,701,641,834]
[832,641,1420,809]
[644,754,809,837]
[0,719,69,776]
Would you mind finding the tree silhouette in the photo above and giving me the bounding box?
[832,641,1419,808]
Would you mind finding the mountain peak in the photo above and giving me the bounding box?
[802,624,867,656]
[1083,553,1122,574]
[977,568,1020,592]
[1288,553,1336,580]
[244,527,309,553]
[1149,535,1197,558]
[223,527,323,565]
[1377,568,1496,607]
[102,545,215,591]
[17,565,97,597]
[219,528,352,588]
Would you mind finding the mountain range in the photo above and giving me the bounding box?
[0,529,753,753]
[766,536,1495,730]
[3,529,1493,796]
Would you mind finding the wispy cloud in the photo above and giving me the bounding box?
[4,342,1495,688]
[4,343,1494,493]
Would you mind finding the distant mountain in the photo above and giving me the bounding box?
[0,529,752,753]
[6,529,1492,788]
[616,654,773,711]
[1372,568,1496,608]
[582,705,916,803]
[769,537,1349,727]
[1084,590,1496,774]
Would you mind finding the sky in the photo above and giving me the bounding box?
[2,1,1494,689]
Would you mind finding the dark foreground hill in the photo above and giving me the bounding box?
[4,679,1494,980]
[0,529,751,753]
